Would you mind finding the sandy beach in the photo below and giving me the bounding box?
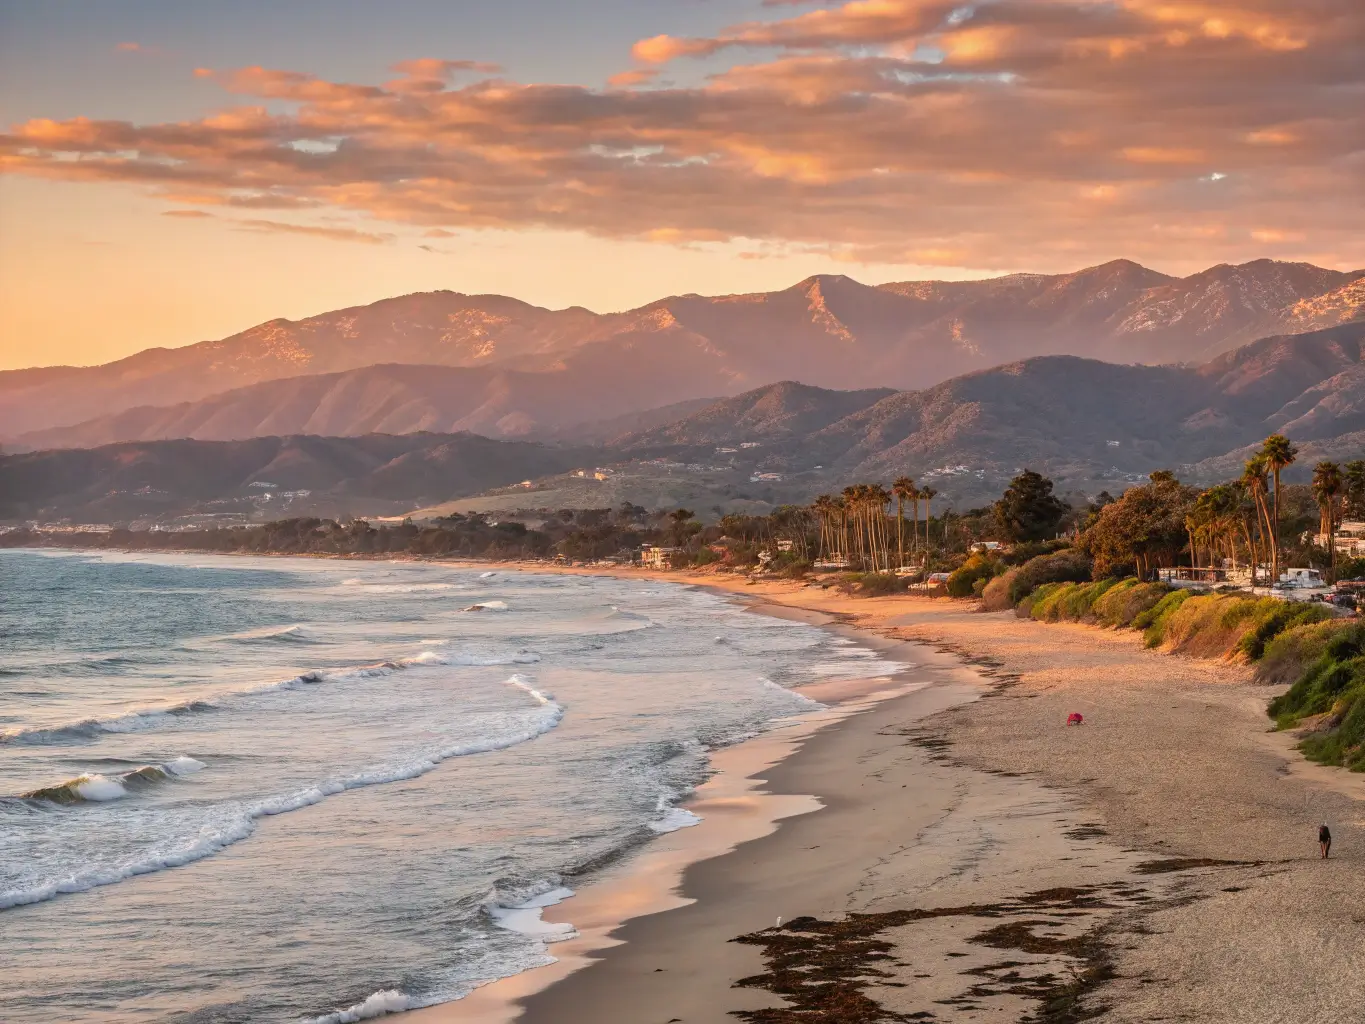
[396,565,1365,1023]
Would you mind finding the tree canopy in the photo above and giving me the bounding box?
[992,470,1069,542]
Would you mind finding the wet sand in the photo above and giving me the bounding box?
[405,567,1365,1023]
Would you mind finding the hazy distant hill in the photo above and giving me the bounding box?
[6,323,1363,524]
[619,381,895,448]
[4,258,1361,444]
[0,433,593,522]
[8,350,739,452]
[608,322,1365,488]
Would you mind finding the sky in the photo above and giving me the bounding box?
[1,0,1362,371]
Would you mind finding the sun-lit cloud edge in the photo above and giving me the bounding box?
[2,0,1362,272]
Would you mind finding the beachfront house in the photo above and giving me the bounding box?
[639,544,679,569]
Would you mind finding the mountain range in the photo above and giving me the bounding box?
[612,322,1365,486]
[9,321,1363,524]
[0,433,593,523]
[5,258,1364,449]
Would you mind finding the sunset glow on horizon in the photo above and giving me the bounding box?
[2,0,1362,370]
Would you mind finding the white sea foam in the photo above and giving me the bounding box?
[479,571,498,578]
[306,988,414,1023]
[464,600,509,612]
[2,646,540,746]
[762,678,828,710]
[489,886,578,940]
[650,806,702,833]
[165,756,205,776]
[0,677,564,910]
[73,775,128,802]
[214,624,309,643]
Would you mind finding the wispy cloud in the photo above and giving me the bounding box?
[235,219,394,245]
[4,5,1363,271]
[161,209,213,218]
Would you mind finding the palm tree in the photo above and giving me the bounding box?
[868,483,892,571]
[1312,461,1344,581]
[919,486,938,553]
[892,476,915,569]
[1241,457,1273,585]
[1258,434,1299,584]
[812,495,835,561]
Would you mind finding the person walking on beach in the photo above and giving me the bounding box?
[1319,823,1331,859]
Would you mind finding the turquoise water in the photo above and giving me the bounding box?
[0,550,898,1022]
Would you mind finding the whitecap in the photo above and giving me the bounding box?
[305,989,413,1023]
[463,600,509,612]
[164,756,205,776]
[0,677,564,910]
[73,775,128,802]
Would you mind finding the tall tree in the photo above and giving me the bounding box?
[1240,456,1273,584]
[667,507,696,548]
[892,476,914,568]
[993,471,1067,543]
[1258,434,1298,584]
[1345,460,1365,519]
[1081,472,1197,579]
[1312,461,1344,581]
[919,486,938,553]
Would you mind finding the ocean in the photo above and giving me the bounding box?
[0,550,900,1022]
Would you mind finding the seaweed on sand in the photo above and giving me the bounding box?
[728,886,1131,1023]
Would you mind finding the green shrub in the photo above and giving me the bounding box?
[947,555,999,599]
[980,568,1020,612]
[849,572,908,597]
[1235,601,1334,661]
[1257,620,1358,687]
[1264,621,1365,771]
[1006,549,1094,605]
[1029,581,1077,622]
[1335,556,1365,581]
[1138,589,1194,646]
[1093,579,1169,627]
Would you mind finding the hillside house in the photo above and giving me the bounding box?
[1314,521,1365,558]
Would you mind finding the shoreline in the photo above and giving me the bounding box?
[11,550,1364,1020]
[409,561,1365,1023]
[403,578,956,1023]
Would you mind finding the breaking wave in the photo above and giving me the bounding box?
[0,648,540,746]
[0,676,562,910]
[17,756,205,806]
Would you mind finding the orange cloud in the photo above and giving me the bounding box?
[1,0,1361,271]
[631,35,719,64]
[235,219,394,245]
[608,69,660,88]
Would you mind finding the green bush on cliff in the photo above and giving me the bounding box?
[1266,622,1365,771]
[1006,550,1094,605]
[1136,589,1195,646]
[946,555,999,598]
[1091,579,1169,627]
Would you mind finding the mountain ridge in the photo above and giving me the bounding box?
[5,258,1362,445]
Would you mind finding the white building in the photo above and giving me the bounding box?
[639,545,679,569]
[1314,521,1365,558]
